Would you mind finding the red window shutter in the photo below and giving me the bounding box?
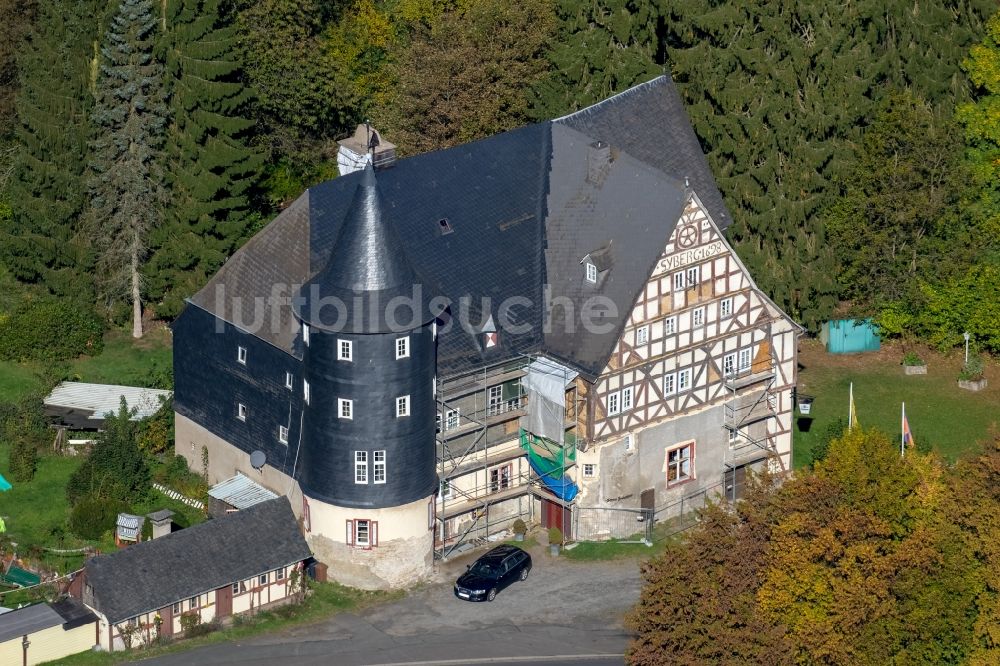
[346,520,354,546]
[371,520,379,548]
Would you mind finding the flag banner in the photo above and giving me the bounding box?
[849,383,861,430]
[903,413,915,448]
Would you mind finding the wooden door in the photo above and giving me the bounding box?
[216,585,233,619]
[541,499,573,539]
[160,603,173,638]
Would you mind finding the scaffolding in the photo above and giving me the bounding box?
[721,356,782,501]
[434,354,580,559]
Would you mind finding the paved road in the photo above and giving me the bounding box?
[147,545,642,665]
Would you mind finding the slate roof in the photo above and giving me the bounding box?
[85,498,310,624]
[184,75,728,379]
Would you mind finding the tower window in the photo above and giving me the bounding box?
[396,395,410,417]
[303,380,310,405]
[373,450,386,483]
[285,372,294,390]
[278,425,289,444]
[348,518,378,548]
[303,323,310,346]
[339,398,353,419]
[354,451,368,483]
[396,336,410,359]
[585,262,597,283]
[338,339,352,361]
[237,346,247,365]
[237,403,247,421]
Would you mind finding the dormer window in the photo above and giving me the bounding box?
[585,262,598,283]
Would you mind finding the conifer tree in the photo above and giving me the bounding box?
[88,0,167,338]
[2,0,102,300]
[147,0,263,318]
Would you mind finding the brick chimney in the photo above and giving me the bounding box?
[337,124,397,176]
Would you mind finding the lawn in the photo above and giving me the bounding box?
[793,340,1000,467]
[0,326,172,404]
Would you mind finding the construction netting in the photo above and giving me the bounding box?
[520,429,578,501]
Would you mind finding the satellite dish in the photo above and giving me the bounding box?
[250,450,266,470]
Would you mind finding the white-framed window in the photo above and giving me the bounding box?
[232,580,247,594]
[237,403,247,421]
[278,425,289,444]
[237,346,247,365]
[739,348,752,373]
[586,262,598,283]
[348,518,377,548]
[729,426,740,444]
[678,368,691,391]
[607,391,620,415]
[673,272,685,291]
[666,441,694,485]
[354,451,368,483]
[172,601,181,613]
[396,336,410,359]
[189,596,198,610]
[275,567,286,581]
[665,317,676,335]
[258,573,268,586]
[284,372,294,390]
[303,379,310,405]
[338,339,352,361]
[720,298,733,318]
[624,433,633,451]
[686,265,700,288]
[373,450,386,484]
[396,395,410,417]
[440,479,452,499]
[339,398,353,419]
[693,308,705,327]
[723,353,736,377]
[621,386,633,411]
[583,463,596,478]
[302,323,310,346]
[663,373,676,396]
[445,409,460,431]
[636,326,649,345]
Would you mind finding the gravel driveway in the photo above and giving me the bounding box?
[148,542,644,665]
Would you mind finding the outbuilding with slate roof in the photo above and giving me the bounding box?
[171,75,801,589]
[80,497,310,651]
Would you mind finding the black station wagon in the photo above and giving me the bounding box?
[454,544,532,602]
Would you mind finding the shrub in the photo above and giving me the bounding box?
[548,527,563,545]
[0,296,103,361]
[179,612,201,636]
[903,351,925,366]
[69,495,128,540]
[8,437,38,482]
[512,518,527,535]
[811,418,848,466]
[959,355,985,381]
[66,398,150,506]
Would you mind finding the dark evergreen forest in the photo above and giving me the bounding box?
[0,0,998,352]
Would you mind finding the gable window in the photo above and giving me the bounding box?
[686,265,700,288]
[723,353,736,377]
[673,272,685,292]
[373,450,386,484]
[692,308,705,327]
[663,373,676,396]
[445,409,460,431]
[583,463,596,478]
[302,323,310,346]
[607,391,620,415]
[339,398,353,419]
[396,336,410,359]
[665,317,677,335]
[666,441,694,485]
[738,348,752,373]
[354,451,368,484]
[285,372,294,390]
[232,580,247,595]
[188,596,198,610]
[237,403,247,421]
[303,380,310,405]
[621,386,633,411]
[275,567,286,581]
[338,339,352,361]
[348,518,378,548]
[585,262,598,283]
[720,298,733,318]
[237,346,247,365]
[396,395,410,417]
[172,601,181,613]
[258,573,268,586]
[636,326,649,345]
[278,425,289,444]
[678,368,692,391]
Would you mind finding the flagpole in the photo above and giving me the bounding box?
[901,402,905,458]
[849,382,853,429]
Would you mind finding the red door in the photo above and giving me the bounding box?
[216,585,233,619]
[160,604,173,638]
[540,499,572,539]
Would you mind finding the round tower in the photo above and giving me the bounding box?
[292,165,438,589]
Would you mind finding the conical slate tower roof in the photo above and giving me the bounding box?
[294,164,436,333]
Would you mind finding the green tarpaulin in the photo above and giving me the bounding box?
[519,429,575,479]
[2,565,41,588]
